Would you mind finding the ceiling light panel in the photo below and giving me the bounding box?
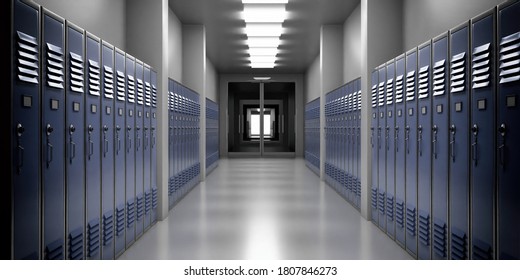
[250,62,276,68]
[247,47,279,56]
[242,0,289,4]
[242,5,287,23]
[247,37,281,47]
[249,56,277,63]
[245,23,283,37]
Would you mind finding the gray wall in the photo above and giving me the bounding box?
[34,0,126,50]
[168,7,183,81]
[182,25,206,94]
[304,55,320,103]
[206,58,218,102]
[321,25,344,94]
[403,0,502,50]
[343,4,362,83]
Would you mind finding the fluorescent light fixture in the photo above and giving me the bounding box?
[249,56,277,63]
[242,0,289,4]
[253,77,272,80]
[247,47,279,56]
[242,5,287,23]
[247,37,280,47]
[250,62,276,68]
[245,23,283,37]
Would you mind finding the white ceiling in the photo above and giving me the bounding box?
[169,0,360,74]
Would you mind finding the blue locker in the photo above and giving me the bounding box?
[431,33,450,260]
[405,48,418,257]
[125,54,136,247]
[449,22,470,260]
[356,79,362,209]
[417,41,432,260]
[346,85,353,202]
[143,64,152,231]
[101,41,115,260]
[168,80,174,208]
[470,9,496,260]
[134,60,144,238]
[394,55,406,248]
[151,70,158,224]
[378,66,387,230]
[85,32,101,260]
[497,0,520,260]
[114,48,126,257]
[12,0,40,260]
[385,60,396,239]
[65,21,85,260]
[370,70,379,224]
[42,9,66,260]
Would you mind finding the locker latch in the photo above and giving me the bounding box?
[498,123,506,167]
[136,126,141,151]
[116,125,121,155]
[450,125,456,162]
[432,125,438,159]
[69,125,76,164]
[46,124,54,167]
[418,125,423,156]
[371,127,374,148]
[378,126,382,150]
[386,126,390,151]
[144,127,149,150]
[88,125,94,160]
[103,125,109,158]
[472,124,478,166]
[395,126,399,152]
[16,123,25,174]
[405,126,410,154]
[151,127,156,148]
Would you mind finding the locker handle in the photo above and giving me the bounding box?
[103,125,109,157]
[395,126,399,152]
[127,126,132,152]
[450,125,456,162]
[46,124,54,167]
[386,126,390,151]
[405,126,410,154]
[498,123,506,167]
[16,123,25,174]
[418,125,423,156]
[378,127,382,150]
[432,125,438,159]
[144,128,149,150]
[370,127,374,148]
[70,139,76,164]
[471,124,478,166]
[116,125,121,155]
[152,127,156,148]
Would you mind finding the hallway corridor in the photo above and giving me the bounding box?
[119,159,411,260]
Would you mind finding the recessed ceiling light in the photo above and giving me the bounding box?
[247,37,281,47]
[253,77,272,80]
[247,47,279,56]
[242,5,287,23]
[250,62,276,68]
[245,23,283,37]
[242,0,289,3]
[249,56,277,63]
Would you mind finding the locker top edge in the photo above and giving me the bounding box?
[498,0,520,10]
[471,6,496,24]
[66,20,84,34]
[450,19,470,34]
[115,47,125,56]
[21,0,40,11]
[405,46,418,55]
[42,6,64,23]
[394,53,406,61]
[86,31,101,42]
[102,40,114,49]
[386,57,396,66]
[432,30,449,43]
[418,39,432,50]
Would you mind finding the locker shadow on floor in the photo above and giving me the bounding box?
[118,158,412,260]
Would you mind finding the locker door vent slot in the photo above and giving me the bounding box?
[68,227,84,260]
[386,79,394,105]
[450,227,467,260]
[127,75,136,103]
[433,219,447,257]
[395,75,404,103]
[69,52,84,93]
[378,81,386,107]
[386,195,394,221]
[378,191,386,215]
[145,191,152,215]
[418,210,430,246]
[136,195,144,221]
[450,52,466,93]
[16,31,39,84]
[472,43,492,88]
[126,200,135,228]
[433,59,446,96]
[418,65,430,99]
[472,239,492,260]
[87,59,100,96]
[102,211,114,246]
[145,81,152,106]
[116,70,126,101]
[152,187,158,209]
[406,71,416,101]
[103,66,114,98]
[46,43,64,89]
[87,219,100,257]
[136,78,144,105]
[406,205,416,236]
[152,84,157,107]
[395,199,405,228]
[45,238,64,260]
[371,84,378,108]
[115,205,125,237]
[499,32,520,84]
[371,188,378,210]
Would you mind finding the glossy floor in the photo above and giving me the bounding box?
[118,158,412,260]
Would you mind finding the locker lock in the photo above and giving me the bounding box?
[127,126,132,131]
[471,124,478,136]
[432,125,438,133]
[69,124,76,134]
[16,123,25,136]
[103,125,109,132]
[499,123,506,136]
[417,125,423,133]
[450,125,456,134]
[116,125,121,131]
[46,124,54,135]
[136,126,141,131]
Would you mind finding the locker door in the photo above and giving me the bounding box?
[143,64,152,230]
[12,0,40,260]
[378,66,387,230]
[386,60,396,239]
[114,48,126,257]
[125,55,136,247]
[417,41,432,260]
[151,70,158,224]
[324,91,330,185]
[134,60,144,238]
[431,33,450,260]
[65,22,85,260]
[405,49,418,257]
[449,23,470,260]
[101,42,115,260]
[168,80,174,208]
[346,85,352,202]
[394,55,406,248]
[85,32,101,260]
[497,0,520,260]
[42,9,66,260]
[470,9,496,260]
[356,79,362,209]
[370,70,379,224]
